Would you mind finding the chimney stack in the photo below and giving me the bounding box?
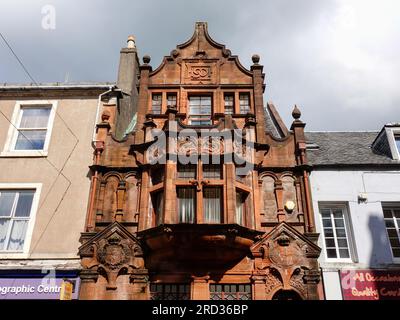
[114,35,140,139]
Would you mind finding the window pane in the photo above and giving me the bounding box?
[224,94,234,114]
[203,188,222,223]
[167,94,177,107]
[15,191,34,217]
[392,248,400,258]
[0,219,10,250]
[326,249,337,258]
[203,165,222,179]
[0,192,16,217]
[322,219,332,228]
[334,218,345,227]
[7,220,29,251]
[151,167,165,185]
[152,192,164,226]
[383,209,393,219]
[389,237,400,247]
[189,96,212,125]
[239,93,250,114]
[385,219,395,228]
[177,164,196,179]
[177,188,195,223]
[335,228,347,238]
[152,94,162,114]
[395,136,400,153]
[236,192,245,225]
[337,238,348,248]
[320,208,331,217]
[332,209,343,218]
[325,238,335,248]
[324,228,334,238]
[15,130,47,150]
[387,229,397,238]
[20,107,51,128]
[339,249,350,259]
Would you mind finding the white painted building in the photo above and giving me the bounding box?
[306,126,400,300]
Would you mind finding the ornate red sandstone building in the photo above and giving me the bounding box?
[78,22,322,300]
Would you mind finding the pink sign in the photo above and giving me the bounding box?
[340,269,400,300]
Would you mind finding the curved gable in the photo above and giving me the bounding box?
[149,22,253,85]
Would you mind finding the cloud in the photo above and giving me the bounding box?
[0,0,399,130]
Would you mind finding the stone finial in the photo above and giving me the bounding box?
[127,35,136,49]
[292,105,301,120]
[252,54,260,64]
[143,55,151,64]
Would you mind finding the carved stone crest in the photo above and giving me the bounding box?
[97,236,131,270]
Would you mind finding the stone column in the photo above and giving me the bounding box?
[251,275,267,300]
[191,275,210,300]
[79,270,99,300]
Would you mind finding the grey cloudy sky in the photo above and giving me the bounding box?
[1,0,399,131]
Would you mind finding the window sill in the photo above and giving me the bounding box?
[0,252,29,259]
[321,259,355,265]
[0,151,48,158]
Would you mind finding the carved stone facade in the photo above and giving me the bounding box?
[78,22,322,300]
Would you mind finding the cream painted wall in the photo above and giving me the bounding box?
[310,169,400,300]
[0,97,99,260]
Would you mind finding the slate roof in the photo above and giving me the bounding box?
[305,131,400,166]
[264,107,282,138]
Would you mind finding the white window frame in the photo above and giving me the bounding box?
[318,202,357,263]
[385,127,400,160]
[381,202,400,264]
[1,100,58,157]
[0,183,41,258]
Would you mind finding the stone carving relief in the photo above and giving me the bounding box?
[251,223,321,299]
[79,222,146,291]
[265,268,283,297]
[184,62,216,84]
